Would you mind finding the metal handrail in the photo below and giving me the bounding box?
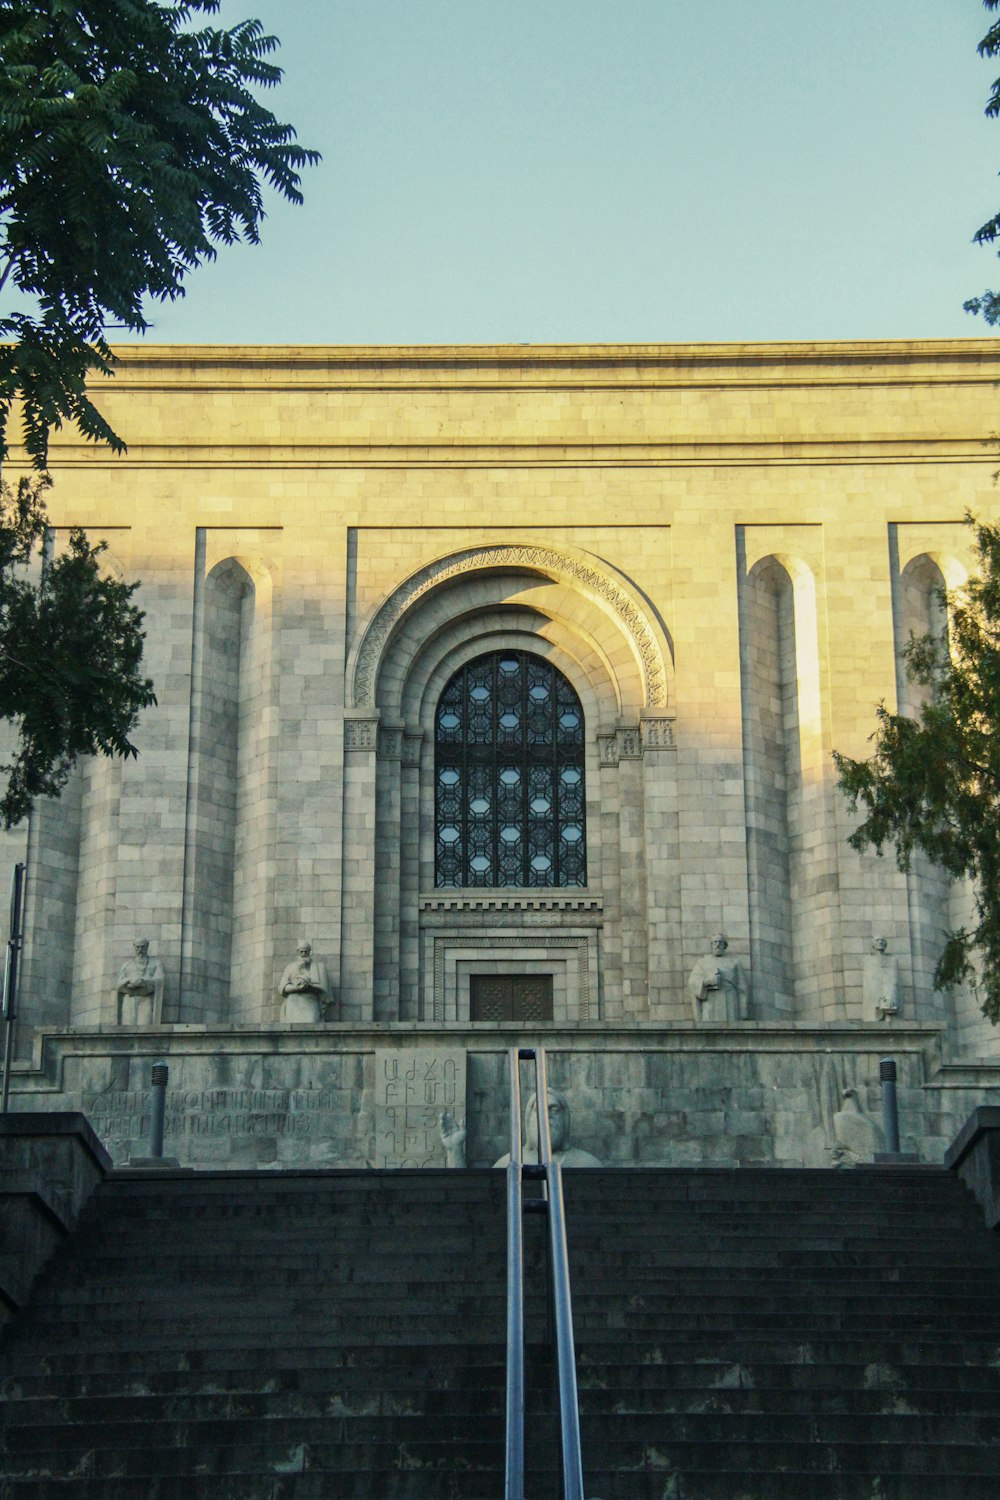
[505,1044,586,1500]
[0,862,26,1115]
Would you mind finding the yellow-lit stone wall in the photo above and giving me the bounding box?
[3,341,1000,1167]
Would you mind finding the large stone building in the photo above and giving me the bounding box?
[3,339,1000,1168]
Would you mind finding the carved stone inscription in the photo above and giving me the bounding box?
[83,1086,341,1145]
[374,1048,466,1167]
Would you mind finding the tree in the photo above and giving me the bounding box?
[966,1,1000,323]
[0,0,319,464]
[0,473,154,828]
[0,2,317,823]
[833,518,1000,1021]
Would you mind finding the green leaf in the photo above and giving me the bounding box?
[0,0,319,465]
[0,475,156,827]
[834,517,1000,1023]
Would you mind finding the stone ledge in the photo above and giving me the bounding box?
[944,1107,1000,1229]
[0,1111,113,1173]
[420,894,604,913]
[944,1106,1000,1170]
[0,1168,70,1230]
[6,1020,950,1088]
[0,1113,111,1319]
[924,1064,1000,1090]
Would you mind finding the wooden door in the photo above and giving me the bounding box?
[469,974,554,1022]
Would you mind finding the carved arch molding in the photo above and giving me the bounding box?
[350,544,670,709]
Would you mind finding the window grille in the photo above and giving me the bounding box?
[434,651,586,888]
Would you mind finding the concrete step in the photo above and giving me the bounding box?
[0,1475,511,1499]
[4,1434,1000,1481]
[8,1331,1000,1376]
[3,1474,1000,1500]
[59,1223,996,1247]
[0,1436,505,1481]
[17,1314,1000,1347]
[580,1472,1000,1500]
[8,1378,1000,1427]
[10,1353,1000,1403]
[33,1274,1000,1307]
[3,1164,1000,1500]
[4,1408,999,1455]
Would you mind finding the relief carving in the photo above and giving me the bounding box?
[617,727,641,759]
[641,717,676,750]
[598,733,620,768]
[352,545,668,708]
[344,716,379,751]
[377,724,404,760]
[401,729,424,768]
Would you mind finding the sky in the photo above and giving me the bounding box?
[142,1,1000,345]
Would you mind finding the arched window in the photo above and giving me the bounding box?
[435,650,586,887]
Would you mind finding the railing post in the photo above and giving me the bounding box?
[880,1057,900,1155]
[534,1047,585,1500]
[504,1044,586,1500]
[505,1046,526,1500]
[0,862,26,1116]
[149,1061,168,1159]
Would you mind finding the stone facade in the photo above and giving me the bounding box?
[3,339,1000,1165]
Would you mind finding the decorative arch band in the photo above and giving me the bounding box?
[351,544,669,709]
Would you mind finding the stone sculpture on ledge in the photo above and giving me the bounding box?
[278,940,333,1022]
[687,933,751,1023]
[830,1087,881,1168]
[115,939,164,1027]
[863,935,902,1022]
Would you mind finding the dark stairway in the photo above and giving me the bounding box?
[0,1169,510,1500]
[1,1165,1000,1498]
[564,1167,1000,1500]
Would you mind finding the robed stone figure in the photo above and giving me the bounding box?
[688,932,751,1023]
[116,938,164,1027]
[278,940,333,1022]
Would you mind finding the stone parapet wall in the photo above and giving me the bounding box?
[2,341,1000,1125]
[0,1113,112,1321]
[4,1021,992,1171]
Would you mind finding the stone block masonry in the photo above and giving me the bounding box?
[2,341,999,1162]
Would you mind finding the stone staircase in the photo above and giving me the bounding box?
[0,1165,998,1498]
[566,1168,1000,1499]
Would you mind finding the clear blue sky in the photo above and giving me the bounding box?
[144,0,1000,345]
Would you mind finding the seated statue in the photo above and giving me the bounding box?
[439,1088,601,1168]
[831,1086,881,1168]
[688,932,751,1023]
[278,940,333,1022]
[863,935,901,1022]
[116,938,164,1026]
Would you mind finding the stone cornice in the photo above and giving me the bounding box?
[25,439,1000,472]
[10,1021,949,1093]
[13,338,1000,473]
[96,339,1000,391]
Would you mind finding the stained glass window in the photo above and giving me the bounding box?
[435,651,586,887]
